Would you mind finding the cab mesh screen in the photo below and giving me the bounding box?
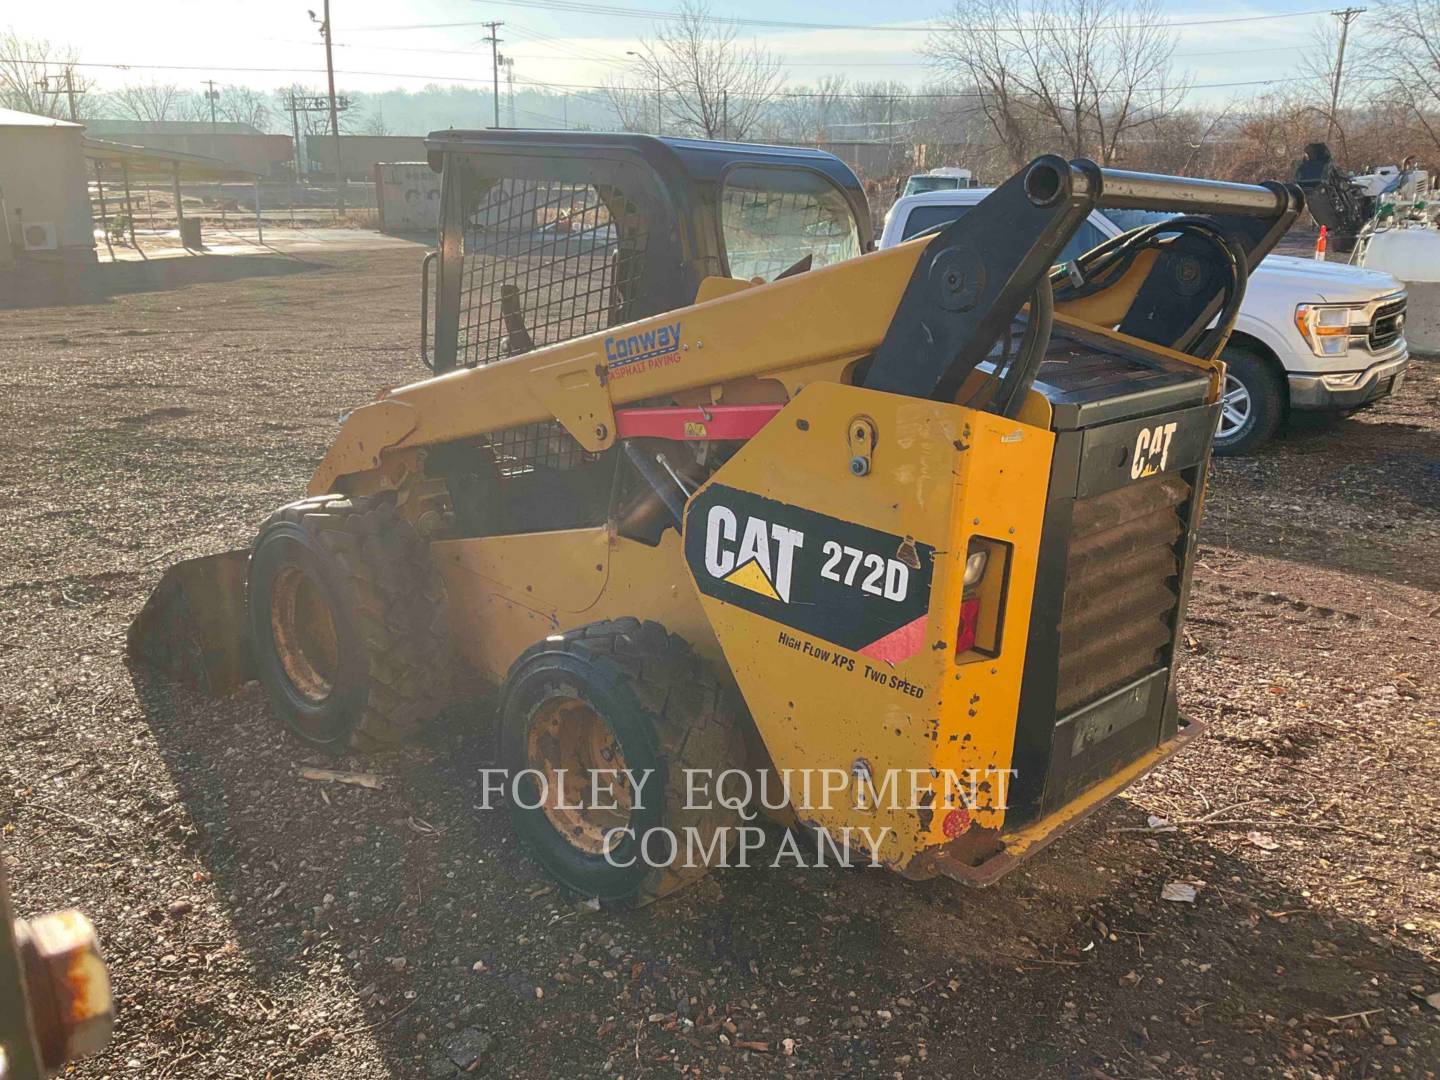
[457,175,649,368]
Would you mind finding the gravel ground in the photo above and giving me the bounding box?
[2,247,1438,1079]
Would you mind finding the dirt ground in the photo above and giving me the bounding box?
[2,246,1438,1079]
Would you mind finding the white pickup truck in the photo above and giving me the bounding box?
[880,190,1412,453]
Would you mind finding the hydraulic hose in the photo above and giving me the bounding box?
[994,276,1055,419]
[1050,217,1247,357]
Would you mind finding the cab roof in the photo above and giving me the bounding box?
[424,128,859,189]
[424,128,874,250]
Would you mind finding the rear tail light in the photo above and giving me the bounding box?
[955,597,982,653]
[956,537,1010,662]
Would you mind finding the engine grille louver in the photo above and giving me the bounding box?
[1055,473,1189,714]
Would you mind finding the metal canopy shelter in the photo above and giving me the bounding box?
[82,137,266,254]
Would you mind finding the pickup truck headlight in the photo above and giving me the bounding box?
[1294,303,1367,357]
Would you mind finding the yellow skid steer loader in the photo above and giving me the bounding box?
[129,132,1301,904]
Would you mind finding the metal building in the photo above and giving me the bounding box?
[0,108,96,267]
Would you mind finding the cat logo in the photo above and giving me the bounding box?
[686,485,936,654]
[703,505,804,603]
[1131,421,1179,480]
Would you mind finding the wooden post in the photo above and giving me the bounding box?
[94,160,115,261]
[121,162,140,254]
[254,179,264,246]
[172,161,184,241]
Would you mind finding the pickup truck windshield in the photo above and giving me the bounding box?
[720,165,861,282]
[1104,209,1180,231]
[900,203,1107,262]
[904,176,964,196]
[901,204,973,240]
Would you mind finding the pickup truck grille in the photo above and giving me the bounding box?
[1055,473,1188,714]
[1369,295,1407,351]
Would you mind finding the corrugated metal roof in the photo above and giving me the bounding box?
[0,107,83,130]
[83,137,262,180]
[86,119,264,136]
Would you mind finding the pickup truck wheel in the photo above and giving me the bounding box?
[1214,348,1284,456]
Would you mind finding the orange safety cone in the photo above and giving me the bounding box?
[1314,224,1328,261]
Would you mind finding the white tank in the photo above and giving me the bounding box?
[1363,228,1440,283]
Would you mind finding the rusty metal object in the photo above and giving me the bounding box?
[13,910,114,1072]
[268,564,340,704]
[918,716,1206,887]
[126,549,254,695]
[1,854,113,1080]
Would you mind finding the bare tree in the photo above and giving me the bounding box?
[1217,89,1317,182]
[218,84,271,131]
[1121,104,1233,176]
[771,75,852,142]
[0,28,88,118]
[1295,15,1366,161]
[926,0,1188,167]
[624,1,784,140]
[601,75,652,132]
[359,103,391,136]
[925,1,1038,168]
[1369,0,1440,157]
[109,82,196,122]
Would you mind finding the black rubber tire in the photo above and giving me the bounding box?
[498,618,746,907]
[246,493,453,752]
[1214,347,1285,456]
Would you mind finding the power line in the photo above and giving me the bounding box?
[505,23,629,64]
[346,0,1333,33]
[276,36,1321,66]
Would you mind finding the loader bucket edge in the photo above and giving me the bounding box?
[126,550,254,696]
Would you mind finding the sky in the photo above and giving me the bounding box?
[3,0,1345,105]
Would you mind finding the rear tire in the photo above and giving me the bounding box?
[498,618,746,907]
[246,493,453,752]
[1214,347,1285,456]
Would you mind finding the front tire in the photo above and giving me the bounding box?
[1214,347,1285,456]
[498,619,745,907]
[246,493,453,751]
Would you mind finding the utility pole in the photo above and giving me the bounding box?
[287,93,302,225]
[288,94,303,179]
[204,80,220,132]
[483,21,504,128]
[312,1,345,211]
[1326,7,1365,144]
[503,56,516,127]
[35,70,84,122]
[62,68,79,122]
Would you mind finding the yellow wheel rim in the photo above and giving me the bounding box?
[526,696,632,855]
[269,566,340,704]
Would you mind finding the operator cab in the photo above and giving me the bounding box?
[422,130,873,375]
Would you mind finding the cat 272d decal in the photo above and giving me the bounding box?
[683,484,936,661]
